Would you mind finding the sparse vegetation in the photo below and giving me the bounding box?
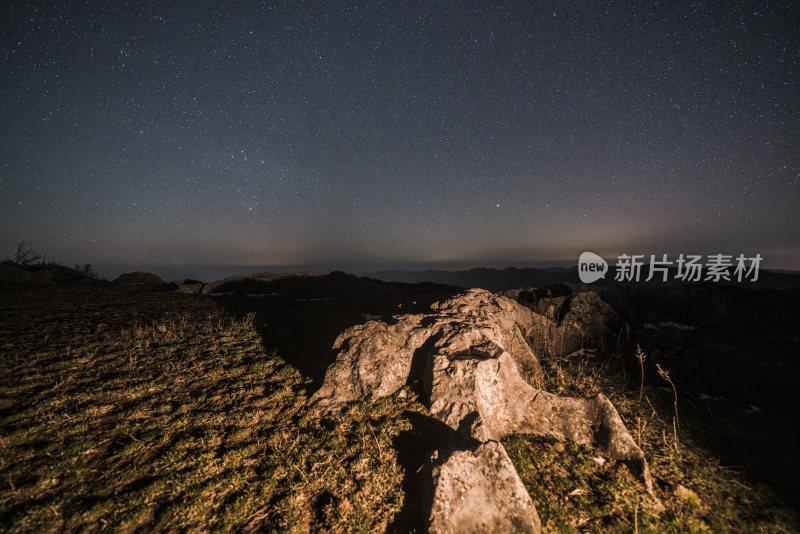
[635,344,646,404]
[656,363,680,451]
[530,347,798,533]
[12,240,41,266]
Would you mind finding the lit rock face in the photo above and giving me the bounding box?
[309,289,541,415]
[426,341,535,442]
[426,441,541,534]
[310,289,656,533]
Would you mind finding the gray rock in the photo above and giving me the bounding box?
[429,289,543,372]
[176,282,204,294]
[309,289,542,414]
[526,290,617,358]
[519,390,655,496]
[427,441,541,534]
[559,291,617,348]
[424,334,656,497]
[113,271,170,290]
[309,314,432,413]
[427,342,536,442]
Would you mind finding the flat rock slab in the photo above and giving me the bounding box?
[427,441,541,534]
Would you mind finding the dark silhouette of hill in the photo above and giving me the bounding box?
[366,266,800,291]
[0,260,93,285]
[366,267,580,291]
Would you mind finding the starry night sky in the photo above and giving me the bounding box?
[2,1,799,279]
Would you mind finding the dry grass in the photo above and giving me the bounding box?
[523,345,799,533]
[0,286,425,533]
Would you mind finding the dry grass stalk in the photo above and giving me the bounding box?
[656,363,679,451]
[635,344,646,403]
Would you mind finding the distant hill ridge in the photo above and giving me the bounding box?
[366,266,800,291]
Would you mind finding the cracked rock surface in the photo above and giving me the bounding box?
[309,289,657,532]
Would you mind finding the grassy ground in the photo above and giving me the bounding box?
[1,285,797,532]
[0,286,428,532]
[508,353,799,533]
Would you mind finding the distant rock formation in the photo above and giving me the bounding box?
[310,289,658,532]
[176,281,204,294]
[112,271,173,290]
[199,270,331,295]
[177,271,463,302]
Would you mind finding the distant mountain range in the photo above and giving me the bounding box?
[365,266,800,291]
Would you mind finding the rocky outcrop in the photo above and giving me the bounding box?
[427,342,534,442]
[520,391,653,492]
[176,282,204,294]
[524,290,617,358]
[113,271,172,290]
[309,289,541,414]
[309,314,431,410]
[310,289,658,532]
[423,333,654,495]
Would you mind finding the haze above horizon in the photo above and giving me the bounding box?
[2,1,798,271]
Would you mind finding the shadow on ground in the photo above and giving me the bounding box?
[386,411,481,533]
[212,272,462,394]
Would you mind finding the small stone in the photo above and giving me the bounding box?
[674,484,700,506]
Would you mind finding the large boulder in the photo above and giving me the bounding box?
[524,290,617,358]
[429,289,544,372]
[427,341,536,442]
[519,390,654,495]
[560,291,617,347]
[309,314,433,412]
[309,289,542,414]
[176,282,204,294]
[424,334,655,496]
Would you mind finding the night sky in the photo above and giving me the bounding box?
[2,1,799,279]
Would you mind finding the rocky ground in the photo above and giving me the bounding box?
[1,270,798,532]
